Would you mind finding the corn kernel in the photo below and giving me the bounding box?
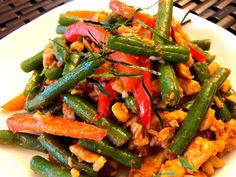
[93,156,107,171]
[70,41,84,52]
[112,102,130,122]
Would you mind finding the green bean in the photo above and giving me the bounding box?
[214,93,231,121]
[193,62,210,84]
[152,0,180,107]
[153,0,173,44]
[0,130,46,152]
[193,45,215,63]
[226,101,236,119]
[52,37,69,63]
[124,94,138,114]
[77,139,141,168]
[104,11,128,24]
[225,89,236,119]
[31,156,72,177]
[25,58,103,112]
[20,50,43,73]
[193,63,230,88]
[56,25,68,34]
[106,36,189,63]
[63,94,130,147]
[158,64,180,107]
[63,52,82,76]
[190,39,211,51]
[58,14,80,26]
[181,99,195,111]
[208,67,230,87]
[193,64,231,121]
[38,133,96,177]
[44,66,63,80]
[23,70,44,99]
[170,66,230,154]
[169,81,217,155]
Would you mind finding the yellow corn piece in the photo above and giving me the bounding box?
[70,168,80,177]
[93,156,107,172]
[112,102,130,122]
[70,41,84,52]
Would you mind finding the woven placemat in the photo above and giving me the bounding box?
[0,0,67,39]
[174,0,236,35]
[0,0,236,39]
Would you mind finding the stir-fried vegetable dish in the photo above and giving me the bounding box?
[1,0,236,177]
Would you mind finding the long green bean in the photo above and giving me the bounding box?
[63,94,131,147]
[169,81,217,155]
[20,50,43,73]
[23,70,44,99]
[158,64,180,107]
[153,0,173,44]
[77,139,141,168]
[190,39,211,51]
[38,133,96,177]
[31,156,72,177]
[0,130,46,152]
[25,58,102,111]
[106,36,189,62]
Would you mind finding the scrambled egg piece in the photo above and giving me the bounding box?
[176,63,193,80]
[200,108,216,131]
[178,78,201,96]
[183,137,225,170]
[129,151,165,177]
[159,109,187,127]
[159,159,186,177]
[201,156,225,176]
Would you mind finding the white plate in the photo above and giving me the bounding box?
[0,0,235,176]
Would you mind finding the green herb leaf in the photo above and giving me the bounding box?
[177,155,198,172]
[153,171,175,177]
[134,19,175,45]
[87,30,103,49]
[181,19,191,26]
[141,77,163,128]
[91,72,140,78]
[104,58,160,76]
[180,11,191,26]
[86,77,110,97]
[84,19,133,32]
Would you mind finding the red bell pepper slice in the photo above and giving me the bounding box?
[133,25,152,39]
[109,0,136,19]
[109,0,155,27]
[110,52,140,92]
[7,113,107,141]
[188,44,206,62]
[133,58,153,128]
[133,13,156,29]
[94,79,119,120]
[64,22,110,43]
